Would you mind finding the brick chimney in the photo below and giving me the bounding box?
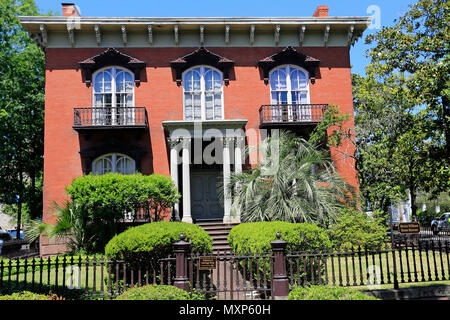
[62,3,81,17]
[313,5,329,17]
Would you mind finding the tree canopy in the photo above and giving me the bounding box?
[0,0,49,235]
[352,0,449,217]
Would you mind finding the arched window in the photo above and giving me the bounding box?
[269,65,311,121]
[92,153,136,175]
[183,66,224,121]
[93,67,134,125]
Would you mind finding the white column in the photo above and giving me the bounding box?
[233,136,244,223]
[169,138,180,221]
[222,137,233,224]
[182,137,192,223]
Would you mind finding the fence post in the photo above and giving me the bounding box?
[271,232,289,300]
[173,232,191,292]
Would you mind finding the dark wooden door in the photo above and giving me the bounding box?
[191,170,224,221]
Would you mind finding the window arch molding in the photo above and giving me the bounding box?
[170,47,234,86]
[78,47,146,87]
[92,152,136,175]
[182,65,224,121]
[258,46,320,85]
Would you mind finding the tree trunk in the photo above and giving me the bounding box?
[16,170,24,240]
[410,184,417,221]
[16,200,22,240]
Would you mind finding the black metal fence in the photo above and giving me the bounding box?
[0,255,174,299]
[187,250,273,300]
[287,240,450,289]
[1,238,449,300]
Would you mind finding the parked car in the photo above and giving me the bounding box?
[431,213,450,235]
[0,230,12,255]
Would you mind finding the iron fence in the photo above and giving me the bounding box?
[187,249,273,300]
[1,237,449,300]
[287,240,450,289]
[0,255,174,299]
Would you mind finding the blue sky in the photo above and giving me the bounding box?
[34,0,417,75]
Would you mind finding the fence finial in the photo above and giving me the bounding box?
[276,231,281,240]
[179,232,186,242]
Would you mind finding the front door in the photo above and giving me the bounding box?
[191,170,224,221]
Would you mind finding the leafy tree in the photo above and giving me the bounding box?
[348,0,449,218]
[364,0,449,197]
[223,131,356,226]
[0,0,50,238]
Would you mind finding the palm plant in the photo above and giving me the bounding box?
[223,131,356,227]
[25,201,93,253]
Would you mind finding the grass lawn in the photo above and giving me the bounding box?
[288,249,450,291]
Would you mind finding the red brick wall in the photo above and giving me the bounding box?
[41,46,357,255]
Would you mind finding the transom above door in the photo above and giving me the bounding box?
[183,66,224,121]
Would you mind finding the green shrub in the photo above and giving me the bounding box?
[105,221,212,264]
[228,221,332,254]
[59,173,180,252]
[0,291,50,300]
[66,173,180,221]
[115,285,191,300]
[105,222,212,291]
[288,285,379,300]
[228,221,332,294]
[328,209,389,250]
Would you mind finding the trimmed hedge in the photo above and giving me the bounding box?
[288,286,379,300]
[228,221,332,254]
[228,221,332,294]
[115,285,191,300]
[66,173,180,222]
[105,221,212,264]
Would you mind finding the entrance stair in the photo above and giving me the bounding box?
[195,219,239,254]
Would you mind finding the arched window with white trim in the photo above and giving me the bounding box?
[183,66,224,120]
[92,153,136,175]
[269,65,310,122]
[93,67,135,125]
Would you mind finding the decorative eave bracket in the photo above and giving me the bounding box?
[258,46,320,84]
[170,47,235,86]
[78,47,146,87]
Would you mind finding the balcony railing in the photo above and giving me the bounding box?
[259,104,328,126]
[73,106,147,129]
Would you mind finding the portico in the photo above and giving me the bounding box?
[163,120,247,224]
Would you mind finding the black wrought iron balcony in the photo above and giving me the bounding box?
[73,106,147,130]
[259,104,328,126]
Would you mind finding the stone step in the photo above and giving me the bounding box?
[197,221,238,253]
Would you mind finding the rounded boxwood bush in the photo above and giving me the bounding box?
[288,286,379,300]
[0,291,51,300]
[228,221,332,254]
[228,221,331,295]
[105,221,212,264]
[115,285,191,300]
